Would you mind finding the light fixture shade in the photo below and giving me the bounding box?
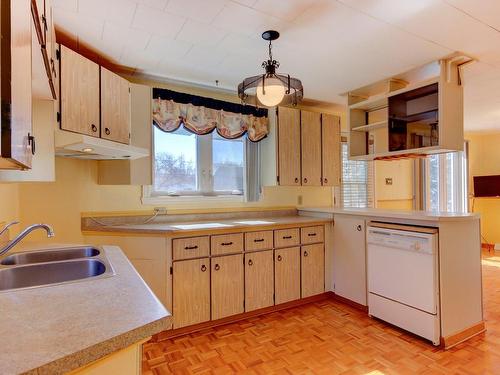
[257,77,285,107]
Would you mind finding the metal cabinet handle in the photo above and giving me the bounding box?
[105,127,111,135]
[214,264,220,271]
[28,133,36,155]
[308,233,317,237]
[91,124,98,132]
[324,178,328,184]
[277,255,282,262]
[303,251,309,257]
[221,242,233,246]
[283,235,292,239]
[356,225,362,232]
[184,245,198,250]
[254,238,264,243]
[248,259,253,266]
[304,177,308,183]
[201,264,207,272]
[295,177,299,183]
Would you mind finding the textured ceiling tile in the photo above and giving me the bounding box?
[146,36,192,60]
[102,23,152,51]
[132,5,186,37]
[167,0,228,23]
[176,20,227,47]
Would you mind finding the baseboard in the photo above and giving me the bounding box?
[155,293,330,341]
[440,321,486,349]
[329,292,369,312]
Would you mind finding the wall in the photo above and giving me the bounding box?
[374,159,414,210]
[0,184,20,238]
[466,132,500,245]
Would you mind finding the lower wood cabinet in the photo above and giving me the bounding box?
[245,250,274,312]
[211,254,244,320]
[172,258,210,329]
[301,244,325,298]
[275,247,301,304]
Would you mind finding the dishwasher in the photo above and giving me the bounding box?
[367,222,440,345]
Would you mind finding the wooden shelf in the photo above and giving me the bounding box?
[351,120,387,132]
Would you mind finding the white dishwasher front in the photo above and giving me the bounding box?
[367,224,440,345]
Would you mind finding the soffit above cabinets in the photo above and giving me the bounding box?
[52,0,500,132]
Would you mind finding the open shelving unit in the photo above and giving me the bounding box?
[346,56,473,161]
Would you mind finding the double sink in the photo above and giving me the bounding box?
[0,246,114,292]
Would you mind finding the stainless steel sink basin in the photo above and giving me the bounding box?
[0,246,114,292]
[0,259,108,291]
[1,246,100,265]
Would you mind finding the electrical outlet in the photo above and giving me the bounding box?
[154,207,167,215]
[385,178,393,185]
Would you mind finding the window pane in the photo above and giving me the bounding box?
[154,127,197,193]
[341,142,373,208]
[429,154,440,211]
[212,132,244,194]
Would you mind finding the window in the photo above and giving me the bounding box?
[340,139,374,208]
[151,127,259,200]
[423,144,468,212]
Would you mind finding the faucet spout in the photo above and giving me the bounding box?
[0,223,55,256]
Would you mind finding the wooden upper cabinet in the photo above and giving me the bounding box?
[300,110,322,186]
[211,254,244,320]
[60,45,100,137]
[101,67,131,144]
[321,114,341,186]
[277,107,301,186]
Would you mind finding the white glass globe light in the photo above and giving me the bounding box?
[256,77,285,107]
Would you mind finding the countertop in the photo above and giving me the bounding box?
[299,207,480,222]
[82,215,332,235]
[0,245,171,375]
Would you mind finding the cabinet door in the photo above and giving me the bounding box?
[301,110,322,186]
[275,247,300,304]
[60,45,100,137]
[332,215,367,305]
[101,67,131,144]
[321,113,341,186]
[211,254,244,320]
[245,250,274,312]
[173,258,210,328]
[277,107,301,186]
[301,244,325,298]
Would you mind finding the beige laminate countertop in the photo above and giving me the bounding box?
[299,207,480,222]
[82,215,332,235]
[0,245,171,375]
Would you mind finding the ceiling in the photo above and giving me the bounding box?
[53,0,500,132]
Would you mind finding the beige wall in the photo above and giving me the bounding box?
[0,184,20,234]
[374,159,414,210]
[466,132,500,245]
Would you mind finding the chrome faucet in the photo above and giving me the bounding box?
[0,222,55,256]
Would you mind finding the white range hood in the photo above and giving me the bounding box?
[55,129,149,160]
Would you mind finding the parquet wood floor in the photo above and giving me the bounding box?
[142,251,500,374]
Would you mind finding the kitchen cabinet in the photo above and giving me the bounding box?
[301,110,322,186]
[245,250,274,312]
[100,67,131,144]
[277,106,301,186]
[60,45,100,137]
[321,113,341,186]
[301,244,325,298]
[211,254,244,320]
[0,0,33,170]
[173,258,210,328]
[275,246,301,304]
[276,107,341,187]
[332,215,367,306]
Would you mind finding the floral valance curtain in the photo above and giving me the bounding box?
[152,88,269,142]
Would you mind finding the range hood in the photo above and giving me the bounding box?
[55,129,149,160]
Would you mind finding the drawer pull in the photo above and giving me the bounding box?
[184,245,199,250]
[104,127,111,135]
[201,264,207,272]
[277,255,282,262]
[214,263,220,271]
[221,242,233,246]
[254,238,265,243]
[356,225,362,232]
[304,177,308,184]
[248,259,253,266]
[91,124,97,132]
[295,177,299,183]
[303,251,309,257]
[282,235,292,239]
[324,178,328,184]
[307,233,317,237]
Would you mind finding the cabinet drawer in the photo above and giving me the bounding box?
[173,236,209,260]
[245,231,273,251]
[301,226,324,244]
[274,228,300,248]
[211,233,243,256]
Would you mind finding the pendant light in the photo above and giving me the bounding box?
[238,30,303,107]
